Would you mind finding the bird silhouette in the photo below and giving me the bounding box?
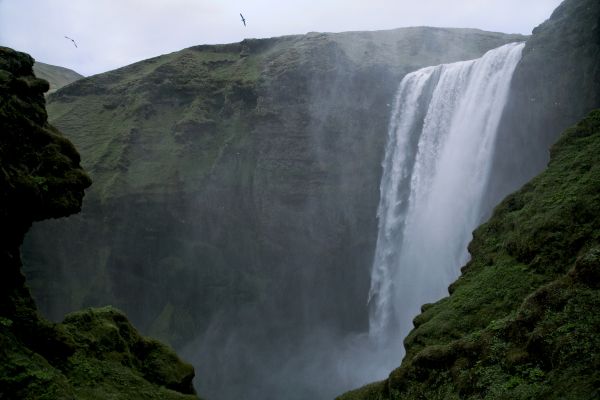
[240,13,246,27]
[64,36,78,48]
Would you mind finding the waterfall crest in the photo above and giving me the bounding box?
[369,42,525,342]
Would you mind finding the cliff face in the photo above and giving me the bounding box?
[0,46,197,400]
[19,27,525,397]
[339,109,600,400]
[23,26,523,341]
[485,0,600,210]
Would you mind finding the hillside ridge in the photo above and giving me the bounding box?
[33,61,83,93]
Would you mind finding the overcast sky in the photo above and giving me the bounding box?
[0,0,562,76]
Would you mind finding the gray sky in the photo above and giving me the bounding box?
[0,0,562,76]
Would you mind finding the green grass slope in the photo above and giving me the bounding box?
[44,41,264,200]
[338,110,600,399]
[33,61,83,93]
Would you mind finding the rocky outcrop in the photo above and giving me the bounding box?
[338,109,600,400]
[0,46,197,400]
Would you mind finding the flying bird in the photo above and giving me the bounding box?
[64,36,78,48]
[240,13,246,27]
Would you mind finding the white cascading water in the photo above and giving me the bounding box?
[368,42,525,344]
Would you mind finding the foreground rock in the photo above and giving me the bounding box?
[0,46,198,400]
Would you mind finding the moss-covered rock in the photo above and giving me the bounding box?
[18,28,527,398]
[337,109,600,399]
[59,306,196,399]
[0,46,199,399]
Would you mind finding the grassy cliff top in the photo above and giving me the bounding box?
[45,27,525,203]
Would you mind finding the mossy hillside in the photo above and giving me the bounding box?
[0,46,199,400]
[61,306,196,399]
[1,307,198,400]
[45,42,268,201]
[33,61,83,94]
[0,324,74,400]
[338,110,600,399]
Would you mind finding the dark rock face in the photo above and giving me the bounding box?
[0,46,197,400]
[0,51,89,229]
[0,45,90,334]
[484,0,600,212]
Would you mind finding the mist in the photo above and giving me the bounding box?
[159,38,527,399]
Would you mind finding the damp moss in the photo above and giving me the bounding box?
[60,306,197,399]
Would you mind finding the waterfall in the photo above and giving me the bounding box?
[369,42,525,342]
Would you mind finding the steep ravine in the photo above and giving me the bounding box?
[0,46,198,400]
[338,108,600,399]
[22,27,524,399]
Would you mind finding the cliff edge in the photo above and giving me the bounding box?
[0,46,198,400]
